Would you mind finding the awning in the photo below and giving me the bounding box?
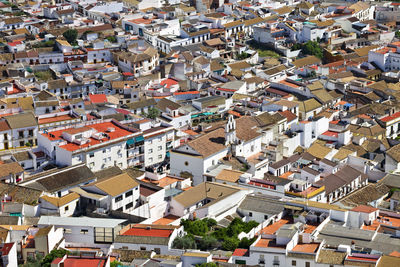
[135,136,144,142]
[126,139,135,145]
[166,151,170,157]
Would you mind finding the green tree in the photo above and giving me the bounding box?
[237,52,249,60]
[396,31,400,38]
[189,220,209,235]
[238,237,256,249]
[301,41,323,59]
[62,29,78,45]
[145,107,160,120]
[106,36,117,43]
[111,260,122,267]
[222,237,239,251]
[40,249,69,267]
[198,235,218,250]
[204,218,217,228]
[173,235,196,249]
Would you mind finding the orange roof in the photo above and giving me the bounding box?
[43,121,136,152]
[255,238,285,249]
[89,94,107,104]
[362,214,400,231]
[228,110,242,117]
[142,176,181,188]
[174,91,200,95]
[279,171,293,179]
[303,224,317,234]
[291,243,320,253]
[38,114,76,124]
[129,18,154,24]
[183,129,198,136]
[160,78,179,89]
[153,215,180,225]
[351,205,378,213]
[390,251,400,258]
[260,219,289,235]
[122,226,173,237]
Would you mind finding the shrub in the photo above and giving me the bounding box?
[173,235,196,249]
[222,237,239,251]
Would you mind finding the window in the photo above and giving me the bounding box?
[64,228,72,234]
[140,247,146,251]
[103,149,106,153]
[125,202,133,210]
[154,248,161,254]
[249,212,252,217]
[125,191,133,197]
[149,148,153,153]
[184,161,189,166]
[80,229,89,234]
[264,215,268,220]
[292,260,296,266]
[158,146,162,151]
[115,195,123,202]
[89,152,94,158]
[149,157,153,163]
[64,206,69,212]
[158,155,162,159]
[305,262,310,267]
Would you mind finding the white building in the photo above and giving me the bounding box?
[170,116,262,185]
[38,119,141,172]
[38,216,127,247]
[81,172,141,213]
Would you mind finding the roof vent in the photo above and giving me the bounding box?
[106,127,115,132]
[146,226,151,230]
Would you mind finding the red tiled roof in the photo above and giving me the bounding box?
[260,219,289,235]
[43,121,136,152]
[347,256,378,262]
[38,114,75,124]
[291,243,319,253]
[8,41,22,46]
[59,258,106,267]
[173,91,200,95]
[322,130,339,138]
[351,205,378,213]
[160,78,179,89]
[232,248,248,256]
[389,251,400,258]
[89,94,107,104]
[228,110,242,118]
[278,110,297,122]
[217,88,236,92]
[380,111,400,122]
[122,227,173,237]
[1,243,13,256]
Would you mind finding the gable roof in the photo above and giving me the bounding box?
[4,112,37,129]
[24,165,95,193]
[172,182,243,208]
[89,173,139,197]
[40,192,80,207]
